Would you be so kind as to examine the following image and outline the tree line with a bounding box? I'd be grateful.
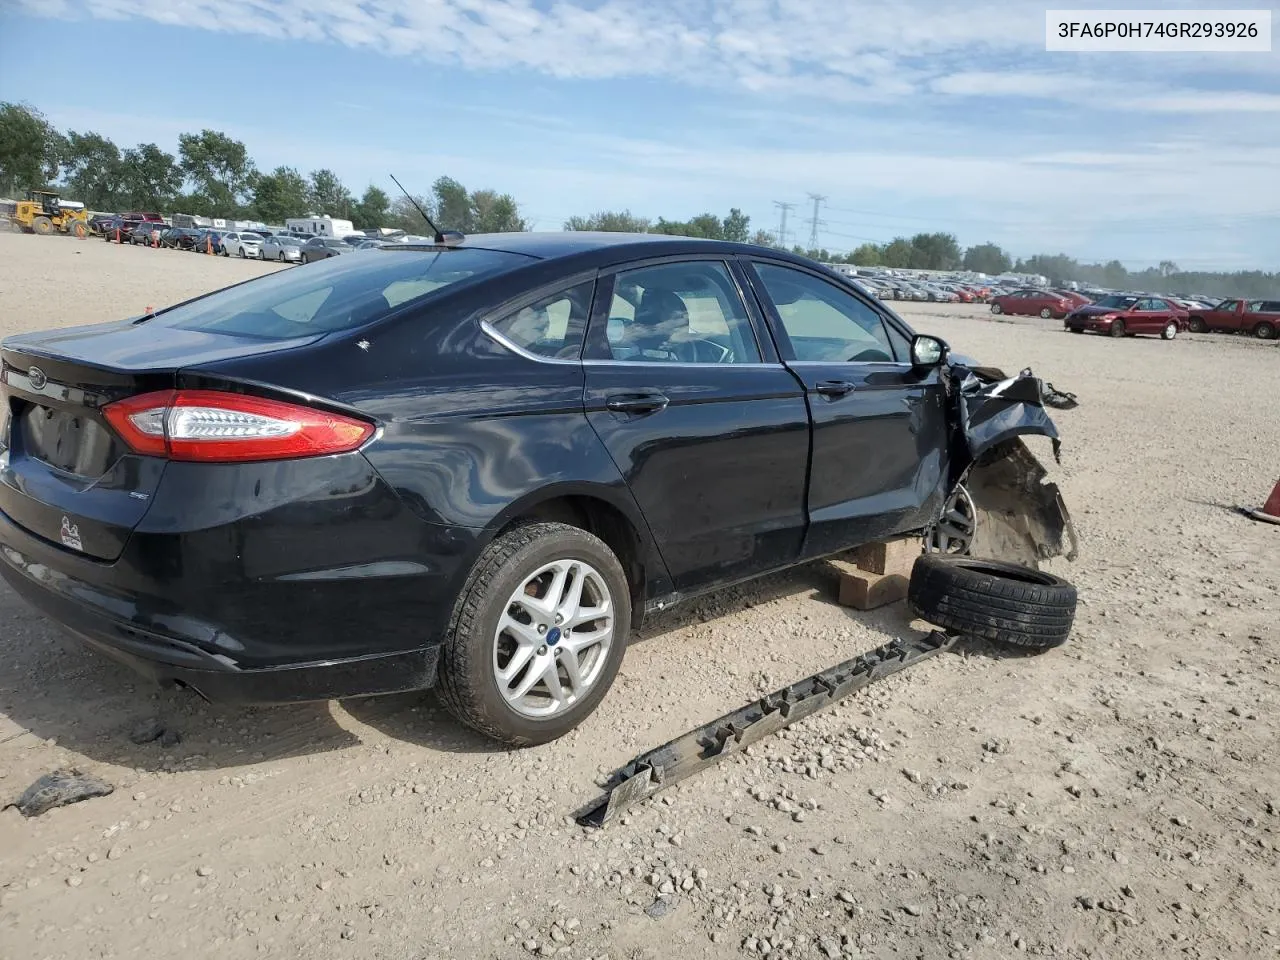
[2,101,1275,298]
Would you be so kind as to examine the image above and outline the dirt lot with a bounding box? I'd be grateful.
[1,232,1277,960]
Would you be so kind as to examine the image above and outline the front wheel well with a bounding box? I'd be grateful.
[505,495,648,629]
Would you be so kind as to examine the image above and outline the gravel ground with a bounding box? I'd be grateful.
[1,232,1278,959]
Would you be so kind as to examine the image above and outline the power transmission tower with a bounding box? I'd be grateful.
[807,193,827,249]
[773,201,795,248]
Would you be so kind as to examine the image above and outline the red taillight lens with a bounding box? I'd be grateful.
[103,390,374,462]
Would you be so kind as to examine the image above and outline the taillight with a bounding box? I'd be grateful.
[102,390,374,462]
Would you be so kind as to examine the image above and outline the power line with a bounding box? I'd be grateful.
[806,193,827,248]
[773,201,795,248]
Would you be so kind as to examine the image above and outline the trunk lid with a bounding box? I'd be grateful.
[0,321,321,561]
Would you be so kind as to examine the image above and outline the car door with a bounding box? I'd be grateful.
[742,258,949,559]
[1130,298,1163,334]
[581,257,810,594]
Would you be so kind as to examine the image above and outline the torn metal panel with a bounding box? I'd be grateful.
[575,631,958,828]
[928,362,1079,569]
[962,438,1079,568]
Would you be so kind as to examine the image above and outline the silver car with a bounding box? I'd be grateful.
[261,234,304,263]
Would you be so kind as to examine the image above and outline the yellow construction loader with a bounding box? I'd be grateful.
[10,190,91,237]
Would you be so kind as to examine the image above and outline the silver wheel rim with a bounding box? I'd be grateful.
[1164,323,1175,339]
[494,558,614,719]
[924,484,977,555]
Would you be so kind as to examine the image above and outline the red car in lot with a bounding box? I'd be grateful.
[1063,295,1188,340]
[1186,298,1280,339]
[989,288,1075,319]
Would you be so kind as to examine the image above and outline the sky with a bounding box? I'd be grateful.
[1,0,1278,270]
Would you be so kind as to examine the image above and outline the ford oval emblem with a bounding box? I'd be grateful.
[28,366,47,390]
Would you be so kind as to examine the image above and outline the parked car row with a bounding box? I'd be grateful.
[100,224,397,264]
[853,275,995,304]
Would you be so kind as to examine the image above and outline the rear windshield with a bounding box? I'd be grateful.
[145,247,533,340]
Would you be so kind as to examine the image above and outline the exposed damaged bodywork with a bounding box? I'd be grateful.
[925,363,1079,570]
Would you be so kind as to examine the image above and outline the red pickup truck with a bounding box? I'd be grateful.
[1186,299,1280,339]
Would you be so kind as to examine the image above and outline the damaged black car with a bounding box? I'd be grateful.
[0,233,1074,746]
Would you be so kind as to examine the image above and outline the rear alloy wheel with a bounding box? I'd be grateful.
[437,521,631,746]
[1255,322,1276,340]
[1187,317,1207,333]
[1039,307,1052,319]
[1110,319,1126,338]
[1161,321,1178,340]
[990,303,1002,315]
[908,555,1077,650]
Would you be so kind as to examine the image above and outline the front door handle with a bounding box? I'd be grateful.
[815,380,856,397]
[606,393,669,414]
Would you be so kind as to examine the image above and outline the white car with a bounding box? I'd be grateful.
[223,232,265,259]
[260,234,305,263]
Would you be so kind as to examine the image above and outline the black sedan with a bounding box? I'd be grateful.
[0,233,1061,746]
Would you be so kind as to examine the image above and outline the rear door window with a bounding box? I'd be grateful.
[487,280,595,360]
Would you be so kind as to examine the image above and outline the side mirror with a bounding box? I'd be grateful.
[910,334,948,368]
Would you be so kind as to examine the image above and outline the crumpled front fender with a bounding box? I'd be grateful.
[931,363,1080,569]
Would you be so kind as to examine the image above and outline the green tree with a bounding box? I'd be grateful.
[60,131,122,209]
[178,129,255,213]
[386,193,434,233]
[881,237,915,268]
[471,189,526,232]
[1102,259,1129,288]
[308,168,353,219]
[0,102,62,194]
[722,208,750,243]
[250,166,309,223]
[564,209,651,232]
[118,143,183,211]
[750,228,775,247]
[909,232,961,270]
[432,176,473,231]
[848,242,882,266]
[962,242,1011,275]
[352,185,391,229]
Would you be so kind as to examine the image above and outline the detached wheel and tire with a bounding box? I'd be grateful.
[438,521,630,746]
[908,555,1077,650]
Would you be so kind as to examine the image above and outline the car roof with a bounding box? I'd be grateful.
[437,231,759,261]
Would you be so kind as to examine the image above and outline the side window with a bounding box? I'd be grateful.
[1148,299,1168,311]
[881,319,912,363]
[1219,299,1240,312]
[1262,301,1280,313]
[753,262,895,363]
[488,280,594,360]
[1246,300,1265,312]
[591,261,762,364]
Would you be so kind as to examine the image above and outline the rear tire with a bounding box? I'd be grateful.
[1255,322,1276,340]
[437,521,631,746]
[1110,319,1126,338]
[907,555,1077,650]
[1188,316,1206,333]
[32,216,53,236]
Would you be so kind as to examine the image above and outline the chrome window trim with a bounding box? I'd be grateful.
[479,319,580,365]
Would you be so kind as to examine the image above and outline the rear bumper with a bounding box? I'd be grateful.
[0,533,440,703]
[0,451,472,702]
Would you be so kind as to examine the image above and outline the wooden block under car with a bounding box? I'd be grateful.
[830,560,909,610]
[848,537,922,576]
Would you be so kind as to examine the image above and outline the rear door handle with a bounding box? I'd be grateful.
[606,393,669,414]
[815,380,856,397]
